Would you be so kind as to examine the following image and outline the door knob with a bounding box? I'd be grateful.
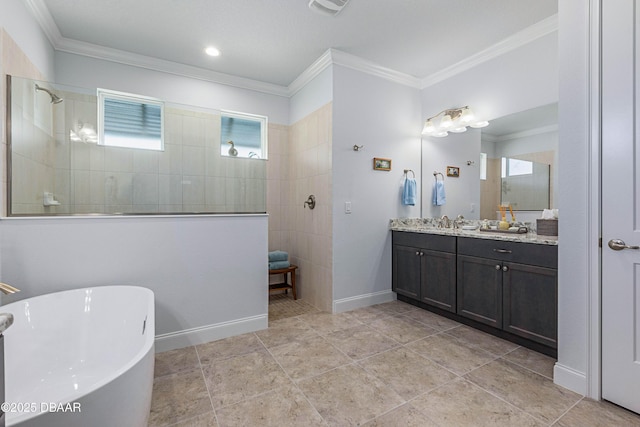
[608,239,640,251]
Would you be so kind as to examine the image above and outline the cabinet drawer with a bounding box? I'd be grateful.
[392,231,456,253]
[457,237,557,269]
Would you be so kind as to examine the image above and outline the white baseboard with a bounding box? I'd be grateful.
[553,363,587,396]
[333,290,396,313]
[154,314,268,353]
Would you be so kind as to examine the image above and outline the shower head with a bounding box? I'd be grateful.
[35,84,63,104]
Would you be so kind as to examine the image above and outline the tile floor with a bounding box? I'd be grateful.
[149,297,640,426]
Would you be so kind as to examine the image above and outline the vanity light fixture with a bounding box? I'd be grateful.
[422,106,489,138]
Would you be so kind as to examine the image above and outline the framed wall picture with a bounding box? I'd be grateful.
[447,166,460,177]
[373,158,392,171]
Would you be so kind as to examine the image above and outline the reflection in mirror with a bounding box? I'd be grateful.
[480,103,557,219]
[7,75,267,216]
[500,157,550,210]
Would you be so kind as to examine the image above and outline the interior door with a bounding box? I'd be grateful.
[601,0,640,414]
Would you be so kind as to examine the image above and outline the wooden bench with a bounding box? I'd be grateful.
[268,264,298,300]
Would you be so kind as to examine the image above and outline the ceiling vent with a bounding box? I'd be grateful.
[308,0,350,16]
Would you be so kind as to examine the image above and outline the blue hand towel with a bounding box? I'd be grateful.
[433,181,446,206]
[268,250,288,262]
[402,178,416,206]
[269,260,291,270]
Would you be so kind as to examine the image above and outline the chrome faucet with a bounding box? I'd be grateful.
[439,215,450,228]
[453,214,465,229]
[0,283,20,295]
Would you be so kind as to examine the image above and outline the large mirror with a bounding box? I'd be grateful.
[480,103,558,220]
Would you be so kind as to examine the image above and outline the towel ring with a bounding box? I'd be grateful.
[433,171,444,181]
[404,169,415,178]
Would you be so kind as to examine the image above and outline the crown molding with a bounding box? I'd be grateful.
[329,49,422,89]
[23,0,63,47]
[55,37,290,97]
[287,49,334,96]
[25,0,557,98]
[421,14,558,89]
[494,123,558,142]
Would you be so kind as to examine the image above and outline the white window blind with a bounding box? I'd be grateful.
[98,89,164,151]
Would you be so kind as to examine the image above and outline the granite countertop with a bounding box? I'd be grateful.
[390,218,558,246]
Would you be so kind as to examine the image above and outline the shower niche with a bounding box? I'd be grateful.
[6,75,267,216]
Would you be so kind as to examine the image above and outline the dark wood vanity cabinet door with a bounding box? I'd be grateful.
[392,244,422,299]
[457,255,502,328]
[502,262,558,348]
[421,249,456,312]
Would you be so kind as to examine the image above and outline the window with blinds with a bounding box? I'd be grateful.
[98,89,164,151]
[220,111,267,159]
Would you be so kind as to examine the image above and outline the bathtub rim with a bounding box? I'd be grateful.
[2,285,155,425]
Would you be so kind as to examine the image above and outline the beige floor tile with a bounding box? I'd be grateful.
[445,325,519,356]
[411,378,545,427]
[171,411,218,427]
[358,347,457,400]
[503,346,556,379]
[196,333,265,365]
[297,311,364,335]
[554,398,640,426]
[148,369,212,427]
[361,404,438,427]
[406,333,497,375]
[298,364,404,427]
[401,309,461,331]
[257,317,319,348]
[345,305,391,323]
[324,324,399,360]
[269,335,352,381]
[369,315,438,344]
[202,349,292,409]
[216,384,327,427]
[154,346,200,378]
[464,359,582,424]
[374,300,418,315]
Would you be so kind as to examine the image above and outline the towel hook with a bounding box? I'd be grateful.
[404,169,415,178]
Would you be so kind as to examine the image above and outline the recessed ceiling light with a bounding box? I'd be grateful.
[205,46,221,57]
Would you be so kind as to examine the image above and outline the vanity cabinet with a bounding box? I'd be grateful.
[392,232,456,312]
[457,237,558,348]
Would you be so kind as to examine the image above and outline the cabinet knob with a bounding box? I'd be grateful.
[420,252,424,256]
[495,265,501,270]
[502,266,509,272]
[416,251,420,256]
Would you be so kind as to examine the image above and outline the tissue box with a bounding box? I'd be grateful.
[537,219,558,236]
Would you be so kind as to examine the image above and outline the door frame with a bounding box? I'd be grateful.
[586,0,602,401]
[557,0,603,399]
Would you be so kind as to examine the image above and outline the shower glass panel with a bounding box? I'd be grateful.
[6,75,267,216]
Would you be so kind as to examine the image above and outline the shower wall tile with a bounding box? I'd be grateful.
[159,144,183,175]
[159,174,183,206]
[105,147,134,172]
[182,175,205,205]
[182,115,206,147]
[89,171,105,205]
[134,149,159,174]
[105,172,133,206]
[133,173,159,206]
[182,146,205,176]
[205,176,226,206]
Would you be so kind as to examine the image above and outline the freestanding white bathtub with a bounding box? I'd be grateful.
[1,286,155,427]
